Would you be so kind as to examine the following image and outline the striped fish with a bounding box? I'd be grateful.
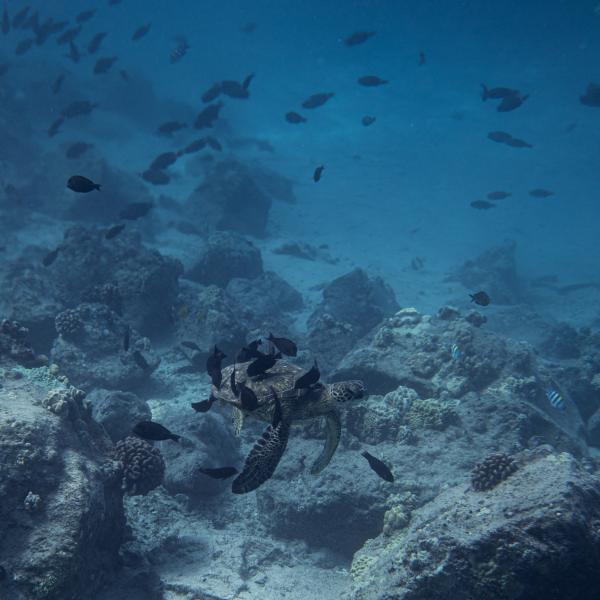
[546,388,565,410]
[450,343,461,360]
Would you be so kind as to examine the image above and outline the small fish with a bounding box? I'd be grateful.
[181,138,207,154]
[198,466,238,479]
[61,100,97,118]
[42,247,61,267]
[470,200,496,210]
[105,223,125,239]
[240,22,256,33]
[67,175,101,193]
[302,92,334,109]
[157,121,187,136]
[344,31,375,46]
[221,80,249,99]
[242,73,255,90]
[133,420,180,442]
[285,111,307,124]
[87,32,107,54]
[267,333,297,357]
[94,56,117,74]
[132,23,151,41]
[358,75,388,87]
[480,84,518,101]
[76,9,96,24]
[119,202,153,220]
[206,345,226,389]
[2,6,9,34]
[123,324,130,352]
[505,137,532,148]
[313,165,324,182]
[15,38,35,55]
[361,115,376,126]
[247,351,280,377]
[66,141,92,159]
[230,363,238,396]
[487,191,511,200]
[194,102,223,129]
[12,6,30,28]
[169,36,189,63]
[150,151,178,170]
[470,291,491,306]
[361,451,394,482]
[294,360,320,389]
[65,42,81,63]
[191,395,216,413]
[487,130,512,143]
[56,25,81,46]
[450,343,461,360]
[181,340,202,352]
[202,82,222,103]
[132,350,150,371]
[239,381,259,411]
[48,118,64,137]
[497,93,528,112]
[22,10,38,32]
[236,339,263,362]
[52,74,65,94]
[529,188,553,198]
[142,169,170,185]
[205,136,222,151]
[546,389,565,411]
[418,51,426,66]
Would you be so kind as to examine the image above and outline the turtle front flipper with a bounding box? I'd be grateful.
[231,421,290,493]
[310,410,341,475]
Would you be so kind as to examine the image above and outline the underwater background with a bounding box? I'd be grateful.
[2,1,600,599]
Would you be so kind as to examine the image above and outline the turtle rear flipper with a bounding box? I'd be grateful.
[310,410,341,475]
[232,421,290,494]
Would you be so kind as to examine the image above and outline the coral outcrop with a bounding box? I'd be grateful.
[114,436,165,496]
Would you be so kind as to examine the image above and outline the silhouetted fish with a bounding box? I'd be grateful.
[15,38,35,55]
[294,360,319,389]
[470,291,490,306]
[66,141,92,159]
[181,138,207,154]
[12,6,29,28]
[361,451,394,482]
[42,247,61,267]
[132,23,151,41]
[191,395,216,413]
[132,350,151,371]
[362,115,376,126]
[52,74,65,94]
[87,32,107,54]
[487,191,511,200]
[221,79,249,99]
[76,9,96,24]
[22,10,38,31]
[198,466,238,479]
[480,84,518,101]
[313,165,324,182]
[202,82,222,103]
[285,111,306,123]
[470,200,496,210]
[206,136,222,151]
[302,93,334,109]
[2,6,9,34]
[344,31,375,46]
[65,41,81,63]
[358,75,388,86]
[142,169,170,185]
[247,351,280,377]
[157,121,186,136]
[529,189,553,198]
[487,131,512,143]
[267,333,297,357]
[505,137,532,148]
[497,93,528,112]
[206,345,226,389]
[133,420,180,442]
[170,36,189,63]
[56,25,81,45]
[194,102,223,128]
[123,324,130,351]
[62,100,97,118]
[105,223,125,239]
[48,118,64,137]
[239,381,259,411]
[150,151,177,170]
[236,339,263,362]
[119,202,153,220]
[67,175,100,192]
[94,56,117,74]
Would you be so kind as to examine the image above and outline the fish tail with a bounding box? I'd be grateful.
[95,184,101,191]
[171,434,181,442]
[361,451,369,459]
[480,84,488,100]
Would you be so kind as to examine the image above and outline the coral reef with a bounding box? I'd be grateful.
[0,319,47,367]
[404,398,459,431]
[471,452,518,491]
[54,308,84,339]
[114,436,165,496]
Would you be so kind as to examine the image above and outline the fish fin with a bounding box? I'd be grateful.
[310,410,341,475]
[232,406,244,436]
[231,421,290,494]
[171,434,181,443]
[480,83,488,100]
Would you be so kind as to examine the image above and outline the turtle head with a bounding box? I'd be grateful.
[328,380,366,403]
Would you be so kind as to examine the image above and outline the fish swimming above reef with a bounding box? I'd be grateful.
[470,200,496,210]
[56,25,82,45]
[12,6,30,29]
[362,115,376,126]
[285,111,306,124]
[302,92,334,109]
[313,165,324,182]
[105,223,125,239]
[206,345,226,389]
[268,333,298,357]
[236,339,263,362]
[198,466,238,479]
[358,75,388,86]
[487,130,513,143]
[191,395,216,413]
[239,381,259,411]
[150,151,177,171]
[194,102,223,129]
[157,121,187,136]
[294,359,320,389]
[66,141,92,159]
[344,31,375,46]
[61,100,98,118]
[52,74,65,94]
[362,451,394,482]
[247,350,281,377]
[546,388,565,410]
[15,38,35,56]
[487,191,511,200]
[119,202,153,220]
[133,420,180,442]
[221,79,249,99]
[48,118,64,137]
[206,136,222,151]
[65,41,81,63]
[87,32,107,54]
[480,84,518,101]
[67,175,101,193]
[142,169,170,185]
[497,92,528,112]
[170,36,189,63]
[180,138,207,155]
[470,291,491,306]
[132,23,151,41]
[529,188,554,198]
[94,56,117,74]
[76,9,96,24]
[202,82,222,103]
[451,343,461,360]
[505,137,532,148]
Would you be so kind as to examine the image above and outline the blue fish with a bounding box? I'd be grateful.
[546,389,565,410]
[450,343,461,360]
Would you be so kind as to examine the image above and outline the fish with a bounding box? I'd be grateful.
[267,333,298,357]
[52,74,65,94]
[61,100,97,118]
[48,118,64,137]
[230,364,238,396]
[450,343,461,360]
[242,73,255,90]
[418,51,426,66]
[294,360,320,389]
[87,32,107,54]
[133,420,180,442]
[505,137,532,148]
[580,83,600,107]
[132,350,151,371]
[157,121,187,136]
[2,6,9,34]
[302,93,334,109]
[358,75,388,86]
[285,111,306,124]
[206,136,222,151]
[56,25,82,45]
[105,223,125,239]
[221,80,249,99]
[361,451,394,482]
[181,340,202,352]
[191,395,216,413]
[497,93,528,112]
[181,138,207,155]
[119,202,153,220]
[529,188,553,198]
[202,82,222,103]
[240,22,256,33]
[142,169,170,185]
[361,115,376,126]
[470,291,491,306]
[546,389,565,411]
[236,339,263,362]
[206,345,226,389]
[66,141,92,159]
[65,41,81,63]
[42,247,61,267]
[246,351,280,377]
[198,466,238,479]
[194,102,223,129]
[123,325,130,352]
[470,200,496,210]
[169,36,189,63]
[239,381,259,411]
[67,175,101,193]
[12,6,29,28]
[487,131,513,143]
[76,9,96,24]
[132,23,151,41]
[94,56,117,74]
[480,84,518,101]
[15,38,35,55]
[344,31,375,46]
[487,191,511,200]
[22,10,38,31]
[313,165,324,182]
[150,151,178,170]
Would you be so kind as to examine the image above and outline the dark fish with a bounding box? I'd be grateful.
[56,25,81,45]
[150,151,177,170]
[170,36,189,63]
[198,466,238,479]
[119,202,153,220]
[246,351,280,377]
[48,118,64,137]
[480,84,518,101]
[230,364,238,396]
[206,345,226,389]
[76,9,96,24]
[294,360,320,389]
[580,83,600,107]
[302,92,334,109]
[132,350,151,371]
[132,23,151,41]
[267,333,297,357]
[361,451,394,482]
[529,188,553,198]
[487,191,511,200]
[157,121,187,136]
[142,169,170,185]
[181,138,207,155]
[206,136,222,151]
[470,291,491,306]
[418,51,426,66]
[66,141,92,159]
[194,102,223,129]
[52,74,65,94]
[67,175,101,193]
[239,381,259,411]
[497,93,528,112]
[94,56,117,74]
[361,115,376,126]
[313,165,324,183]
[34,19,53,45]
[15,38,35,55]
[61,100,97,118]
[487,130,512,143]
[2,6,9,34]
[358,75,388,87]
[22,10,38,31]
[242,73,255,90]
[285,111,306,124]
[12,6,29,29]
[65,41,81,63]
[0,62,8,76]
[470,200,496,210]
[133,420,180,442]
[202,82,222,103]
[105,223,125,239]
[123,324,130,351]
[191,395,216,413]
[48,20,69,35]
[344,31,375,46]
[221,80,249,99]
[181,340,202,352]
[240,22,256,33]
[87,32,107,54]
[42,247,61,267]
[505,137,532,148]
[236,339,263,362]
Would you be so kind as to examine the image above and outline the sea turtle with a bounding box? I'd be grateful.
[212,360,366,494]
